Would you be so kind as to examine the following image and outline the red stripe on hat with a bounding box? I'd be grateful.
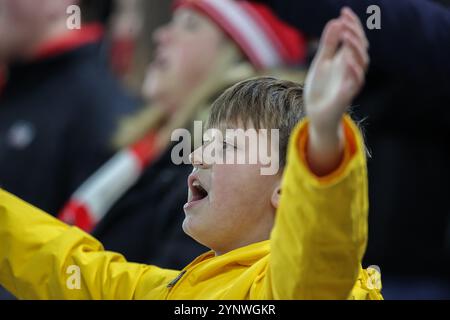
[241,3,289,63]
[240,2,288,59]
[241,2,306,65]
[200,0,268,68]
[174,0,305,67]
[175,0,267,68]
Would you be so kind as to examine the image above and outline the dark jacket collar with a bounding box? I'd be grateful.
[1,23,105,97]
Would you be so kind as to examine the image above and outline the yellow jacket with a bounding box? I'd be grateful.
[0,117,382,300]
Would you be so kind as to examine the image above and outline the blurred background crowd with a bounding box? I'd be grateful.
[0,0,449,300]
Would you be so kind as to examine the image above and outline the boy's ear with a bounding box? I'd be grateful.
[270,183,282,210]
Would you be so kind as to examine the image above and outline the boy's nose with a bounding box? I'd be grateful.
[189,146,210,169]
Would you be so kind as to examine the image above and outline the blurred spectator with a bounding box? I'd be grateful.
[59,0,307,270]
[0,0,136,214]
[0,0,138,299]
[252,0,450,298]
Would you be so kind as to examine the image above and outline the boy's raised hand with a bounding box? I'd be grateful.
[303,8,369,176]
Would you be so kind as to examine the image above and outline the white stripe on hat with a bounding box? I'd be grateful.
[199,0,283,68]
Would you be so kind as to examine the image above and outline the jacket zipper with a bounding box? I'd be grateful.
[167,270,187,289]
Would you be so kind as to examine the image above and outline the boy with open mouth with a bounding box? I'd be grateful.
[0,8,382,299]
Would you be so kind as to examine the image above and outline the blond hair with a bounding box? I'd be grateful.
[208,77,306,168]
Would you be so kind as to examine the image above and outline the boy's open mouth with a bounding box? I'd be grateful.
[185,175,209,209]
[191,180,208,201]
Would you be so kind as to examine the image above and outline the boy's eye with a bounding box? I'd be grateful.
[223,141,237,150]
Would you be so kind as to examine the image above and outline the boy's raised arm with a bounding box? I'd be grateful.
[304,7,368,177]
[263,9,377,299]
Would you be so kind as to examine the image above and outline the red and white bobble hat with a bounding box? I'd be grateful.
[174,0,306,69]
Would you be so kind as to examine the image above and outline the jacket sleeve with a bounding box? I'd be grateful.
[261,116,381,299]
[0,190,176,300]
[255,0,450,86]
